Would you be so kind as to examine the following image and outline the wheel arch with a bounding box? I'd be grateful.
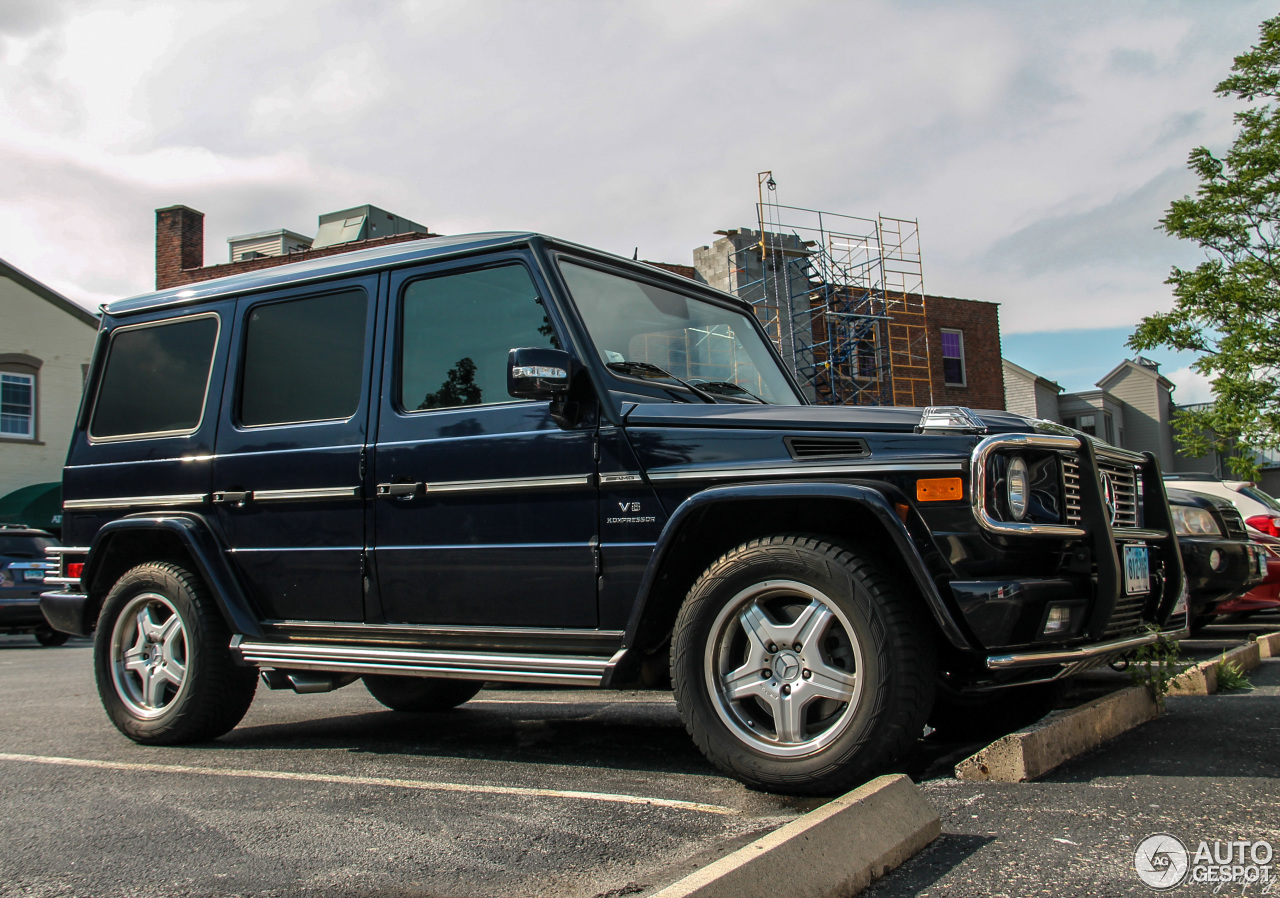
[603,482,972,687]
[81,513,263,639]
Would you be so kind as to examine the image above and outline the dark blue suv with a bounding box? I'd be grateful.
[41,233,1187,794]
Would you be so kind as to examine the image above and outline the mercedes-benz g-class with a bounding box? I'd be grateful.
[42,232,1187,794]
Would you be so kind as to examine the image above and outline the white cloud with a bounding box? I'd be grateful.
[1167,364,1215,404]
[0,0,1271,326]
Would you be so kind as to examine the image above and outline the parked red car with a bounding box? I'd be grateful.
[1216,531,1280,617]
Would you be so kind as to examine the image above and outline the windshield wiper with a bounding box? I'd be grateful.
[692,381,768,404]
[606,361,718,403]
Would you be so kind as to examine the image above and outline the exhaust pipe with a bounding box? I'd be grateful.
[260,669,360,694]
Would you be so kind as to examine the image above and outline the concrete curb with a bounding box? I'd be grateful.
[1167,641,1263,695]
[648,774,939,898]
[1256,632,1280,659]
[955,685,1159,783]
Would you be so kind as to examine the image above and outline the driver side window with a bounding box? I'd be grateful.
[398,264,559,412]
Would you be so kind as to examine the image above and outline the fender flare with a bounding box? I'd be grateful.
[81,512,264,639]
[604,482,973,685]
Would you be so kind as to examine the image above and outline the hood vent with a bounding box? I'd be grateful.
[784,436,870,460]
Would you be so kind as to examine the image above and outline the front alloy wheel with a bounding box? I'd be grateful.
[672,535,935,795]
[705,580,863,757]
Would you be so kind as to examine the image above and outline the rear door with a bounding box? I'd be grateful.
[370,254,598,628]
[211,277,380,623]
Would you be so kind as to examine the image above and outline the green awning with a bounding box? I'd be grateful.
[0,482,62,532]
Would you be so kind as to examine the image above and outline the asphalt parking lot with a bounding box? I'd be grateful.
[2,616,1276,898]
[0,636,817,898]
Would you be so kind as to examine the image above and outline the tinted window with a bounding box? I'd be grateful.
[239,290,369,427]
[559,261,800,405]
[90,316,218,439]
[399,265,557,411]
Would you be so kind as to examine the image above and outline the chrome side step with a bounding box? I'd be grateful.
[231,637,622,687]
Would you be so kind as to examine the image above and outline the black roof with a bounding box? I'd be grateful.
[105,231,736,319]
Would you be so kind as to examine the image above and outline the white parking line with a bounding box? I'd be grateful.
[0,752,737,816]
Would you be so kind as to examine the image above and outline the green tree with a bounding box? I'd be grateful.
[1130,15,1280,478]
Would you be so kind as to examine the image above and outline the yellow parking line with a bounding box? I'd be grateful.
[0,752,738,816]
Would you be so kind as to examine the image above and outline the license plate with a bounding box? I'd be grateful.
[1123,544,1150,595]
[21,570,44,582]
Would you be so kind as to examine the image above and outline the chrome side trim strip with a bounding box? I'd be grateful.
[986,630,1161,670]
[270,621,626,640]
[427,474,592,494]
[45,547,89,556]
[232,639,620,687]
[971,433,1087,538]
[251,486,361,502]
[646,461,965,482]
[63,493,209,510]
[228,546,364,553]
[374,542,592,551]
[599,473,643,485]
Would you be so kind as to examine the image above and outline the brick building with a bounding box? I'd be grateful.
[683,228,1005,410]
[155,205,438,291]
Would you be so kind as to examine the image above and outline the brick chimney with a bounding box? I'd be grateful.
[155,205,205,290]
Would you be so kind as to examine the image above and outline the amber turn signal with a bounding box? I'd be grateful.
[916,477,963,502]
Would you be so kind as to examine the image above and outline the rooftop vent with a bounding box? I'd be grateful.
[311,205,428,250]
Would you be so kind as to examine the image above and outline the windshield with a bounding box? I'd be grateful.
[558,261,801,405]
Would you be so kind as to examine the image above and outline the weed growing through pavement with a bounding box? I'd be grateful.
[1214,653,1253,692]
[1129,630,1187,710]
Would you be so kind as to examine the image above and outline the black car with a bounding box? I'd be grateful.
[1166,488,1267,629]
[41,232,1187,794]
[0,526,65,645]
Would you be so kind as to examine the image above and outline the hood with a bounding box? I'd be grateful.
[622,403,1042,435]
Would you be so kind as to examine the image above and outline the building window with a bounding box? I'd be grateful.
[940,329,965,386]
[1,372,34,439]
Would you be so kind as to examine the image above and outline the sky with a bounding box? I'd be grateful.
[1,0,1272,404]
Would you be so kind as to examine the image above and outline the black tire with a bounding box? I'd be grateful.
[363,675,484,712]
[93,561,257,744]
[34,627,69,647]
[671,535,936,795]
[927,680,1062,740]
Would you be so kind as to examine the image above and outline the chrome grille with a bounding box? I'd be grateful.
[1062,455,1141,528]
[1063,458,1083,526]
[1097,456,1140,528]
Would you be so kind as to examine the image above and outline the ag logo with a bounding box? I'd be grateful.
[1134,833,1189,890]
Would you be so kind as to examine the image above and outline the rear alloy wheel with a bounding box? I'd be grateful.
[363,675,484,712]
[34,627,69,647]
[672,535,935,795]
[94,562,257,744]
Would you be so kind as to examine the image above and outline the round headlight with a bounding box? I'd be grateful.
[1007,456,1030,521]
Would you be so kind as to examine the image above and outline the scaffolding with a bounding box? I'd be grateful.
[725,173,934,407]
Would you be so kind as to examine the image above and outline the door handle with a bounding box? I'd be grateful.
[376,482,424,499]
[212,491,250,506]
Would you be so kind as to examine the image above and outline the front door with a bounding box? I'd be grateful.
[371,255,598,628]
[211,277,380,623]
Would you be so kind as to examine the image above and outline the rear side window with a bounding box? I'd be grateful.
[90,315,219,440]
[239,290,369,427]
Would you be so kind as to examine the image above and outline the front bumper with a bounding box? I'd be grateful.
[1179,538,1266,615]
